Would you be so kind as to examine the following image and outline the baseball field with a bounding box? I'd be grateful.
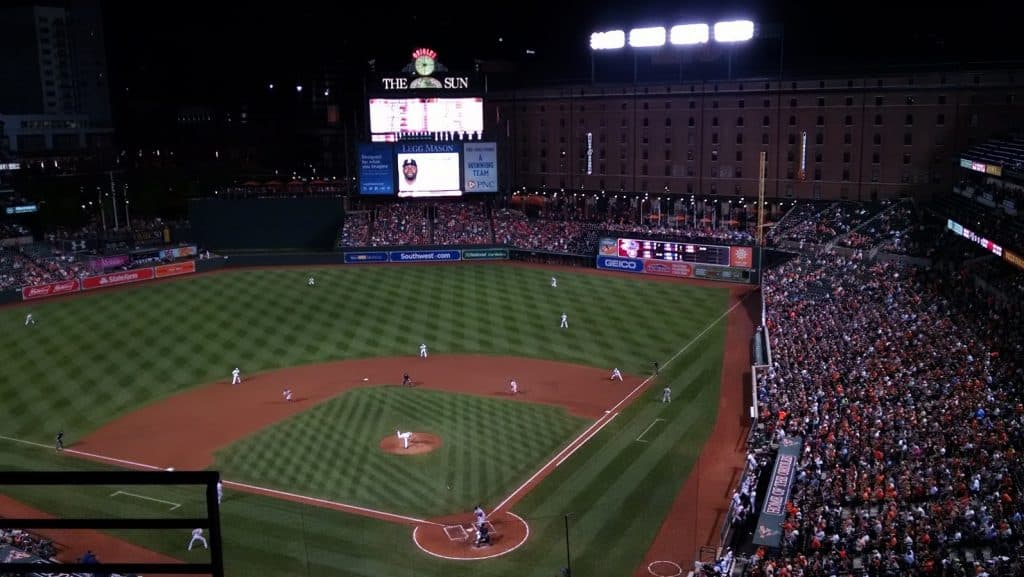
[0,262,744,576]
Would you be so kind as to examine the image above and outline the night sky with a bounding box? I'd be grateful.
[102,0,1021,109]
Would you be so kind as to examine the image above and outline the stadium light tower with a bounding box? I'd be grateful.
[589,18,755,82]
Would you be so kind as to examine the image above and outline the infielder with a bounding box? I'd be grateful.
[308,276,316,286]
[551,276,557,288]
[510,379,518,395]
[661,386,672,403]
[611,368,623,381]
[282,388,293,402]
[560,312,568,329]
[187,528,208,551]
[25,313,35,326]
[231,368,241,385]
[396,429,413,449]
[402,372,412,387]
[419,343,428,358]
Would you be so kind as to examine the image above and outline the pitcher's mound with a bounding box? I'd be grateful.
[379,432,442,455]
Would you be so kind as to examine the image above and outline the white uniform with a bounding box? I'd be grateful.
[397,430,413,449]
[308,276,315,286]
[560,313,568,329]
[216,481,223,504]
[661,386,672,403]
[419,343,428,358]
[611,368,623,381]
[25,314,34,326]
[188,528,208,550]
[231,368,241,385]
[283,389,293,402]
[510,380,518,394]
[474,505,487,528]
[551,276,557,288]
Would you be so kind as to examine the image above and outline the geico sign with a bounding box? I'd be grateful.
[604,259,639,270]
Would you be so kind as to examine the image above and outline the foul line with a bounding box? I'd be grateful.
[492,297,745,514]
[636,419,666,443]
[110,490,181,511]
[0,434,440,527]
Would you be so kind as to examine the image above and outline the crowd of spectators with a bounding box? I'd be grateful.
[738,243,1024,576]
[339,212,371,246]
[368,203,432,246]
[0,245,88,290]
[0,221,30,240]
[0,527,56,560]
[434,202,492,245]
[769,203,882,248]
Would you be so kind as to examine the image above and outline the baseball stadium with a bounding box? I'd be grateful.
[2,6,1024,577]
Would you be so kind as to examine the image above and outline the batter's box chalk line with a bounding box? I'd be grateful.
[444,525,469,541]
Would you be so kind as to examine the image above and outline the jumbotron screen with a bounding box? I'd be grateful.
[615,238,732,266]
[369,97,484,142]
[396,147,461,197]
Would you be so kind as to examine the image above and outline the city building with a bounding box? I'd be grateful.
[0,0,114,170]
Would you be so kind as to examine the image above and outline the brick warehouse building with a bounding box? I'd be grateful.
[486,69,1024,201]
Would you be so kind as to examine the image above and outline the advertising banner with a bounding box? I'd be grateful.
[154,261,196,278]
[642,260,693,278]
[81,267,155,290]
[388,250,461,262]
[88,254,130,272]
[596,255,644,273]
[462,142,498,192]
[694,266,750,282]
[753,436,804,547]
[358,143,395,195]
[730,246,754,268]
[1004,249,1024,272]
[344,252,389,263]
[22,279,80,300]
[462,248,509,260]
[158,245,197,260]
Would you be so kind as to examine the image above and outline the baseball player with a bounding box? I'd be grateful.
[661,386,672,403]
[402,372,412,387]
[231,368,241,385]
[308,276,316,286]
[611,368,623,381]
[551,276,557,288]
[510,379,518,395]
[55,430,64,451]
[652,361,660,375]
[25,313,35,326]
[396,429,413,449]
[282,388,293,402]
[217,481,223,504]
[419,343,428,358]
[560,312,568,329]
[187,528,208,551]
[473,504,487,528]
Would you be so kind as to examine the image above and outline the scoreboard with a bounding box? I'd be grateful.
[368,97,484,142]
[615,238,732,266]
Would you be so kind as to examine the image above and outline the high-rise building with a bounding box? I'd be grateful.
[0,0,113,170]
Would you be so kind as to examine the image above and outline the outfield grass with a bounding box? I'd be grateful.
[0,264,732,576]
[214,387,589,517]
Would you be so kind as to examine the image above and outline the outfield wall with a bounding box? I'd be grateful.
[189,198,345,250]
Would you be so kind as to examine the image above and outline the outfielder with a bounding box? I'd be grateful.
[661,386,672,403]
[611,368,623,381]
[560,312,568,329]
[187,528,208,551]
[551,276,557,288]
[510,379,518,395]
[419,343,428,358]
[231,368,241,385]
[55,430,64,451]
[396,429,413,449]
[25,313,35,326]
[308,276,316,286]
